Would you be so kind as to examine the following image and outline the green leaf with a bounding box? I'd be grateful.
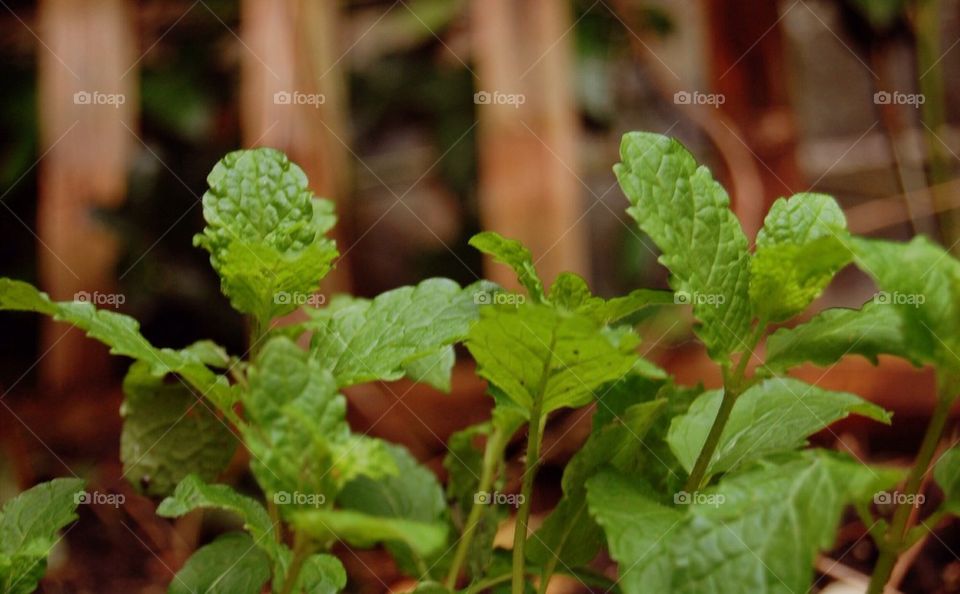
[765,301,919,372]
[527,399,666,568]
[465,303,640,417]
[749,194,851,322]
[168,532,271,594]
[157,476,280,561]
[289,508,447,558]
[242,338,396,499]
[121,361,236,496]
[194,148,339,324]
[549,272,674,325]
[587,451,900,594]
[337,443,447,576]
[668,378,891,478]
[0,279,234,410]
[935,445,960,514]
[0,478,84,594]
[851,236,960,370]
[403,346,456,392]
[217,238,337,324]
[291,554,347,594]
[469,231,545,301]
[307,279,495,390]
[615,132,752,359]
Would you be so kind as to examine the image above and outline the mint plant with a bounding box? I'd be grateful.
[1,134,955,593]
[0,148,492,593]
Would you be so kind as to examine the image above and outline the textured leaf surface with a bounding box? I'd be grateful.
[765,301,919,372]
[0,478,84,594]
[291,554,347,594]
[469,232,545,301]
[338,443,447,574]
[0,279,233,409]
[851,236,960,370]
[615,132,752,359]
[587,452,900,594]
[157,476,280,561]
[243,338,395,499]
[549,272,673,324]
[750,194,850,322]
[307,279,494,389]
[668,378,890,477]
[121,361,235,496]
[168,532,271,594]
[466,304,640,416]
[194,148,338,323]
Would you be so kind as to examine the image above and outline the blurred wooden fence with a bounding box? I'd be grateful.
[28,0,794,389]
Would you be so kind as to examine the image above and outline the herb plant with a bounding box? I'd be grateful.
[1,133,957,593]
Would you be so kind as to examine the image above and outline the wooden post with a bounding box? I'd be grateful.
[36,0,137,389]
[471,0,588,289]
[240,0,351,293]
[706,0,801,211]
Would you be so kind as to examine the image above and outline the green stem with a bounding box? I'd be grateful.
[512,412,545,594]
[248,317,266,359]
[512,335,556,594]
[867,383,954,594]
[279,533,310,594]
[445,426,510,589]
[684,322,765,492]
[268,500,283,544]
